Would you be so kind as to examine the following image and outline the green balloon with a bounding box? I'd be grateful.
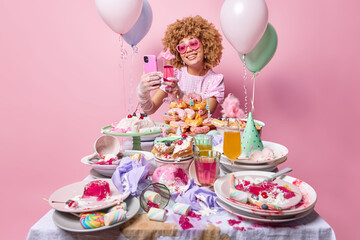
[240,23,278,73]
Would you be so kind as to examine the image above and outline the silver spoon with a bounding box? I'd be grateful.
[261,167,293,184]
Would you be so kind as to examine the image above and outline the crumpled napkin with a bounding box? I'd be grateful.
[111,156,151,196]
[210,134,223,146]
[174,179,220,211]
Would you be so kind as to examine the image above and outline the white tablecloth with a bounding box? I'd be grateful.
[27,207,335,240]
[28,141,336,239]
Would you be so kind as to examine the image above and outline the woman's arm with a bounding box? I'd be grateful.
[143,89,168,115]
[208,97,218,114]
[146,77,184,115]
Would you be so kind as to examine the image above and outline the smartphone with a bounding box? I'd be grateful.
[143,55,157,74]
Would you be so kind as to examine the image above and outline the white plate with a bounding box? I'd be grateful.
[220,157,287,172]
[82,150,154,177]
[216,198,314,223]
[220,175,302,210]
[49,179,129,213]
[215,141,288,165]
[52,196,139,232]
[214,171,317,216]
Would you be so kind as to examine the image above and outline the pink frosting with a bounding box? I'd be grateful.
[158,49,175,61]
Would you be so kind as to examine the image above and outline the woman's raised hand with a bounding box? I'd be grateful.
[161,77,184,99]
[138,72,163,94]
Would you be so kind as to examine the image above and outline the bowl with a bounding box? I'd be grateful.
[90,150,154,177]
[91,164,118,177]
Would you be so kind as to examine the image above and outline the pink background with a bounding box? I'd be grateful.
[1,0,358,239]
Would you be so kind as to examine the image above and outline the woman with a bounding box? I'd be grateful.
[137,15,224,115]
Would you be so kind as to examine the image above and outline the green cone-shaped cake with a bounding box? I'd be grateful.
[242,112,263,157]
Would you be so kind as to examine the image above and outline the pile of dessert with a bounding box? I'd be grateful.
[163,93,215,134]
[151,134,194,160]
[211,117,263,132]
[108,112,162,134]
[228,174,301,210]
[65,180,128,229]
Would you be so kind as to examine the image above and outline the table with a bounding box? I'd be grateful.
[27,203,335,240]
[27,142,336,240]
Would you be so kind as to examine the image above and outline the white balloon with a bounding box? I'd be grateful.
[95,0,143,34]
[220,0,268,54]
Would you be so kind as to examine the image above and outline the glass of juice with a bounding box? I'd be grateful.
[223,119,241,164]
[194,134,213,153]
[194,150,221,187]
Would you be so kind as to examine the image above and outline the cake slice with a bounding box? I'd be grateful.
[172,136,193,159]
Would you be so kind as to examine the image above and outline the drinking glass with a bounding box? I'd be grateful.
[194,134,213,152]
[162,63,174,102]
[163,65,174,82]
[223,118,241,164]
[194,150,221,187]
[139,183,170,212]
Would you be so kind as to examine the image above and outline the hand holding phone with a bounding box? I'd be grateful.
[144,55,157,74]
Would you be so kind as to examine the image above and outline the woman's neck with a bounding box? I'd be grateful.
[187,65,208,76]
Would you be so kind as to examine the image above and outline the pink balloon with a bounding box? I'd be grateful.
[220,0,268,54]
[94,0,143,35]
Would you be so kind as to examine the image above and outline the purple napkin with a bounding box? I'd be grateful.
[210,134,223,146]
[174,179,220,211]
[111,156,151,196]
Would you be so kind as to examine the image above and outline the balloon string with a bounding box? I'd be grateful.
[119,34,127,113]
[131,45,139,64]
[251,74,256,113]
[119,35,128,63]
[129,46,139,113]
[242,54,248,116]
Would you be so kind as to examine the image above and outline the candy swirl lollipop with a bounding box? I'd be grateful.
[80,212,105,229]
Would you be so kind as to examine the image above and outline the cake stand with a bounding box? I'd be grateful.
[101,122,170,151]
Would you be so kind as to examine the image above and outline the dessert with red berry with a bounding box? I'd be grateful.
[233,176,302,210]
[151,135,194,160]
[152,165,189,194]
[108,113,160,133]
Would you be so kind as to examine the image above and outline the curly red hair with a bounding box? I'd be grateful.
[162,15,223,71]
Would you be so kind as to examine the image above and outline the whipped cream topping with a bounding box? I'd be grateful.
[249,148,275,161]
[235,176,294,207]
[158,174,189,194]
[173,136,193,157]
[112,116,156,133]
[67,194,121,210]
[93,154,120,165]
